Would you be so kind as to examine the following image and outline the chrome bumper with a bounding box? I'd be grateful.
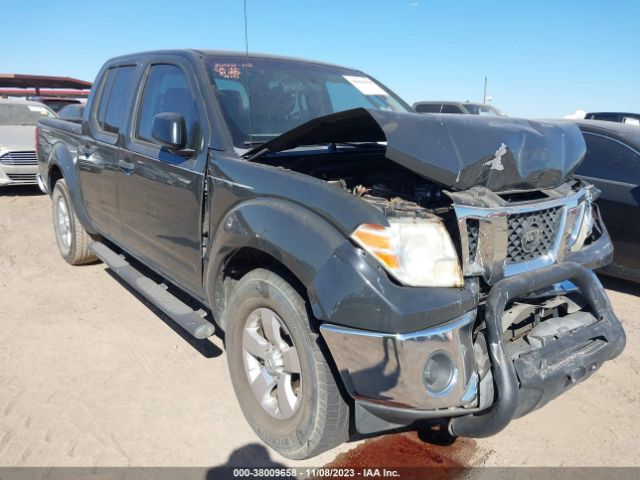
[320,311,478,411]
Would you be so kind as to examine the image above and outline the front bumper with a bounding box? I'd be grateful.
[321,262,625,436]
[320,311,483,434]
[0,164,39,186]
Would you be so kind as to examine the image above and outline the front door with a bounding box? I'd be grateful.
[118,60,209,295]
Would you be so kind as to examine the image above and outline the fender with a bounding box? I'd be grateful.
[204,197,478,334]
[204,197,347,323]
[48,142,98,235]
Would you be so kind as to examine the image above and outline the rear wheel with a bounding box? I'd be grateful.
[224,268,349,459]
[52,179,96,265]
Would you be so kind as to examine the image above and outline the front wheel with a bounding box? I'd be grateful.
[224,268,349,459]
[51,179,97,265]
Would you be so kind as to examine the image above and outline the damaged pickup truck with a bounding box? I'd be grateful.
[36,50,625,459]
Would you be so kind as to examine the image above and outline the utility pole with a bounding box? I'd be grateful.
[483,76,487,104]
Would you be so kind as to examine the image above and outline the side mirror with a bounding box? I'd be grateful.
[151,112,187,150]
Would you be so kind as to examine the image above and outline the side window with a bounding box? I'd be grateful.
[590,113,621,122]
[579,133,640,182]
[137,64,200,148]
[96,69,115,128]
[415,104,441,113]
[95,66,136,134]
[441,104,462,114]
[103,66,136,134]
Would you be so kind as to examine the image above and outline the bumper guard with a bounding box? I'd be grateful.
[448,262,626,437]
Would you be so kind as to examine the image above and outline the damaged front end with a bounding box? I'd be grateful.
[246,108,625,436]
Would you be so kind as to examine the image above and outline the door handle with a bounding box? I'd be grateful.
[118,159,135,175]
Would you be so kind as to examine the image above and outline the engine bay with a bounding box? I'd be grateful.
[257,149,452,218]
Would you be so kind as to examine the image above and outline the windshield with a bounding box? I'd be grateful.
[204,56,410,147]
[463,103,507,117]
[0,103,56,126]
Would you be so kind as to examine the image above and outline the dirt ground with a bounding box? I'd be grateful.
[1,185,639,470]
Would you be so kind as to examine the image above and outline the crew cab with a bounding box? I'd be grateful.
[36,49,625,459]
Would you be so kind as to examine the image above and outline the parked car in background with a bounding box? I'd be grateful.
[29,96,82,113]
[585,112,640,126]
[57,103,84,123]
[37,49,625,459]
[575,120,640,283]
[413,101,507,116]
[0,98,56,186]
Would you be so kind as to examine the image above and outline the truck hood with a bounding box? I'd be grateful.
[246,108,587,192]
[0,125,36,150]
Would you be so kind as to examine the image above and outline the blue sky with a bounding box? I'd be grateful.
[1,0,638,117]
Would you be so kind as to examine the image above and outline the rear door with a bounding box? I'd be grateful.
[78,65,137,240]
[118,58,209,295]
[577,132,640,272]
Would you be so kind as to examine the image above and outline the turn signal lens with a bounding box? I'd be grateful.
[570,203,594,252]
[351,218,464,288]
[351,224,400,269]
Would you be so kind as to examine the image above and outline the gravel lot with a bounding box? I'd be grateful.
[1,185,639,470]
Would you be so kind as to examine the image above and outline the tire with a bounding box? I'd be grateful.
[224,268,349,459]
[51,179,97,265]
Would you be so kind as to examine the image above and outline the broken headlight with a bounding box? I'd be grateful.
[569,202,595,252]
[351,218,464,287]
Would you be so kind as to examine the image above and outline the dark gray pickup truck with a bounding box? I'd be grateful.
[36,49,625,459]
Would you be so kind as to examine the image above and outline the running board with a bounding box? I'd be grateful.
[90,242,215,339]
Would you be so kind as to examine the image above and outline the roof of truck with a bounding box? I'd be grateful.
[106,49,356,71]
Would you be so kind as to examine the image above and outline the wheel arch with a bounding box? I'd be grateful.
[47,143,97,235]
[205,198,348,330]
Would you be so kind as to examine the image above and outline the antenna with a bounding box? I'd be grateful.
[243,0,253,146]
[483,76,487,104]
[243,0,249,57]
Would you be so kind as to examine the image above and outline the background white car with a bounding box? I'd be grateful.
[0,98,56,187]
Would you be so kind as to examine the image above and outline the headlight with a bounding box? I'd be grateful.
[351,218,464,287]
[570,203,594,252]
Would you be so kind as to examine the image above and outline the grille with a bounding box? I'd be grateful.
[0,151,37,166]
[466,219,480,262]
[506,207,562,263]
[6,173,37,183]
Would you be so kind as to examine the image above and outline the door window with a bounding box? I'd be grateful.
[96,70,115,128]
[136,64,200,148]
[415,104,442,113]
[441,104,463,113]
[96,66,136,134]
[580,133,640,183]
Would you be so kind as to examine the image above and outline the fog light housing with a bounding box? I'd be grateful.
[423,351,458,396]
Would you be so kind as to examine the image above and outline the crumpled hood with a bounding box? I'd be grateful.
[247,108,587,192]
[0,125,36,150]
